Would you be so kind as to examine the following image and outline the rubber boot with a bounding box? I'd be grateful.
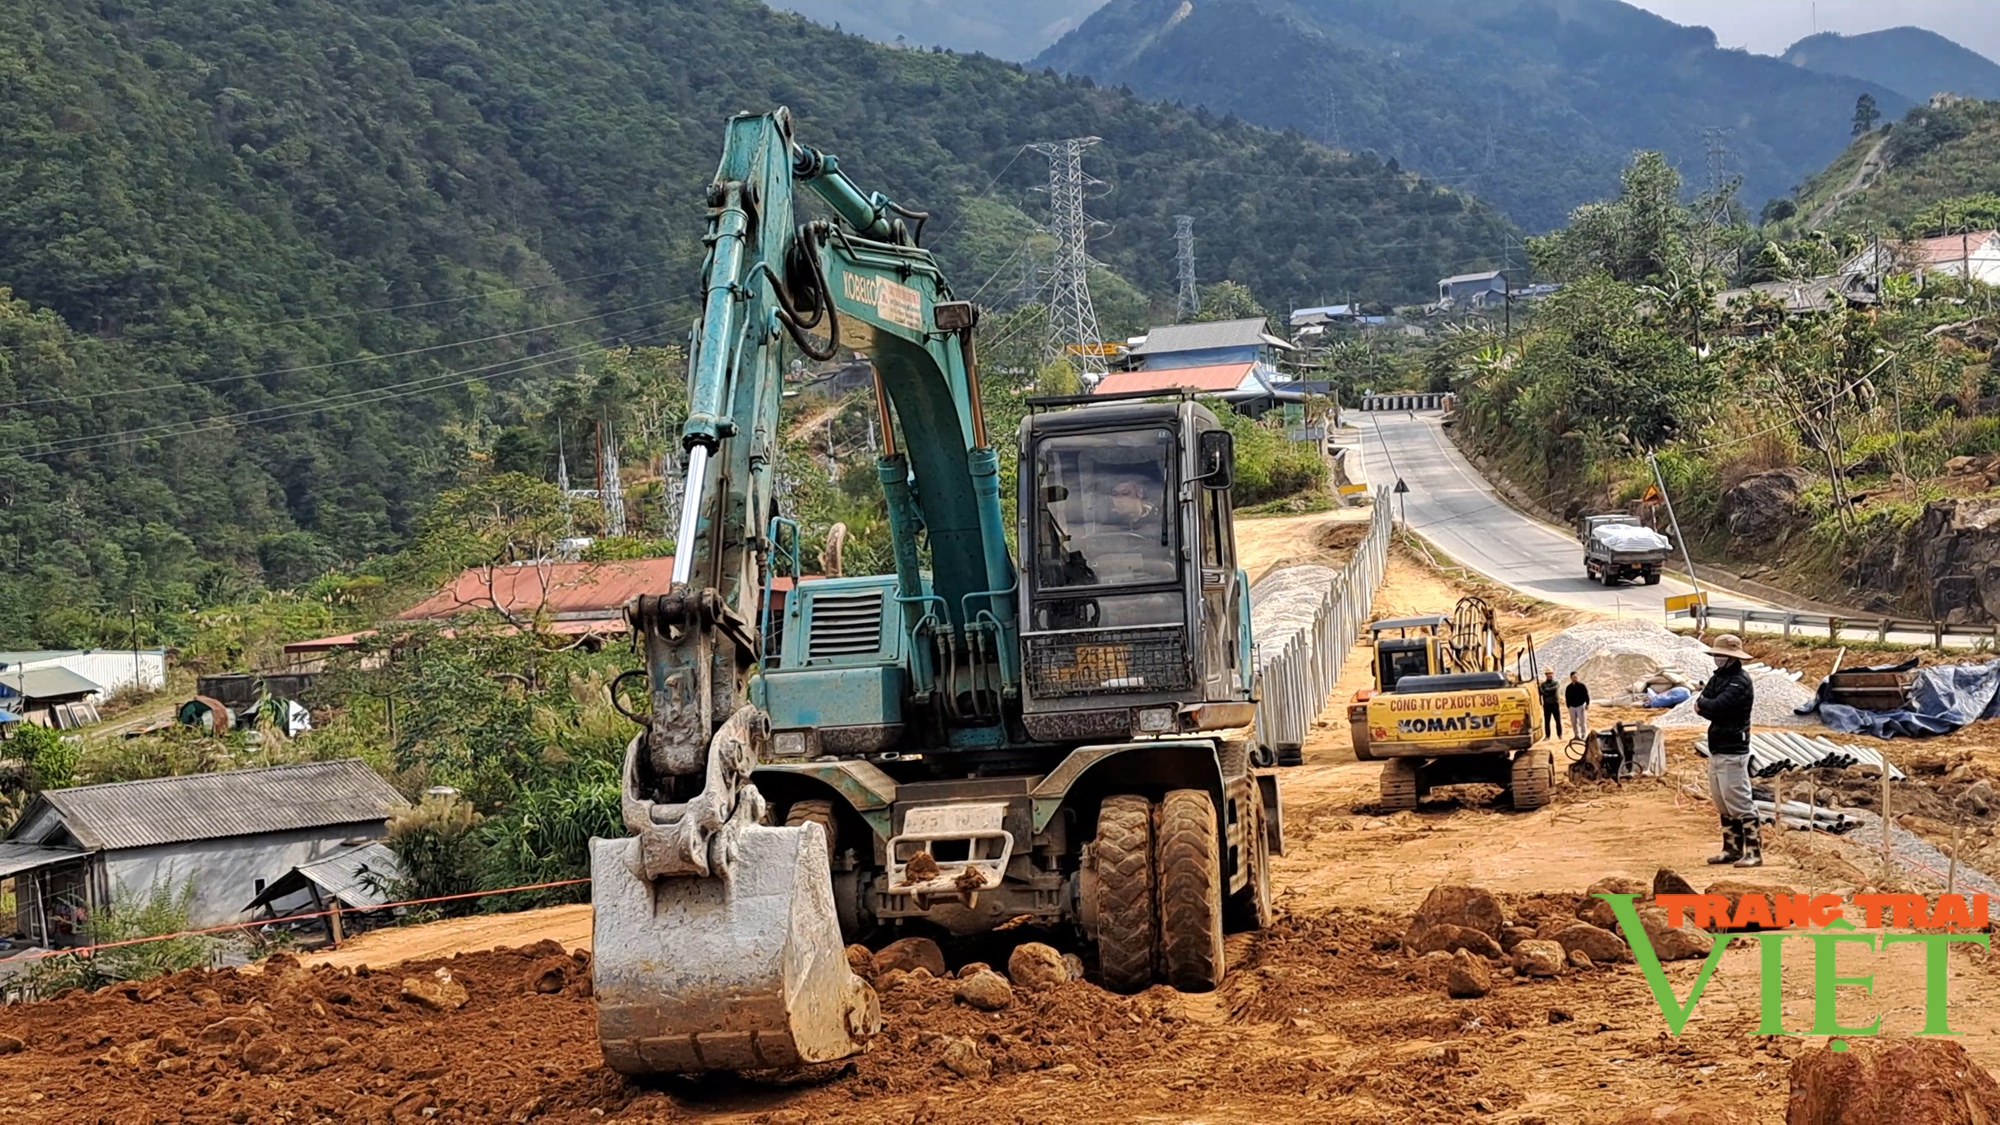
[1706,819,1742,865]
[1734,820,1764,868]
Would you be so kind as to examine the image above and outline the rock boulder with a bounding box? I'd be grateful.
[1407,885,1505,946]
[873,936,947,979]
[1512,940,1566,978]
[1719,467,1817,543]
[1554,922,1632,965]
[1408,922,1504,960]
[1911,498,2000,624]
[1446,949,1492,999]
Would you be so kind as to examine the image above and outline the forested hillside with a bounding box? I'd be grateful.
[1786,98,2000,234]
[1783,29,2000,104]
[767,0,1102,58]
[0,0,1512,649]
[1034,0,1908,232]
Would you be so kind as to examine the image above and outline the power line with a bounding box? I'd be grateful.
[929,145,1030,246]
[9,321,680,459]
[1,295,692,409]
[0,262,658,357]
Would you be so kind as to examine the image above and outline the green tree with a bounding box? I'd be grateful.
[1193,281,1268,326]
[1853,93,1883,137]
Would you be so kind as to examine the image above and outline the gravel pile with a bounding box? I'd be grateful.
[1249,565,1339,672]
[1530,618,1714,684]
[1652,671,1819,728]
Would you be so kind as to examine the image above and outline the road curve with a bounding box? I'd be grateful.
[1344,410,1756,618]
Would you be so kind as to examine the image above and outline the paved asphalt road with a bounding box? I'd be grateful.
[1345,410,1758,619]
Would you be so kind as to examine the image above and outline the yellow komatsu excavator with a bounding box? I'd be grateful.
[1346,596,1554,811]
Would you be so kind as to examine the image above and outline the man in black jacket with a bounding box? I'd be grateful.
[1695,635,1759,867]
[1539,669,1562,739]
[1565,673,1591,741]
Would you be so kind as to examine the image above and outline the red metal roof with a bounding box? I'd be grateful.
[283,558,808,656]
[397,557,682,621]
[1093,362,1257,395]
[1908,231,2000,264]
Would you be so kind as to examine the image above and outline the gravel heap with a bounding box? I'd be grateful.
[1530,618,1714,684]
[1653,671,1818,728]
[1533,617,1819,728]
[1249,565,1340,672]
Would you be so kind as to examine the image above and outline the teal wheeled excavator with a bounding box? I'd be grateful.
[591,108,1282,1075]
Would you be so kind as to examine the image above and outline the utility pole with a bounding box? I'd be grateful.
[1030,137,1109,382]
[1174,215,1200,322]
[130,599,141,693]
[1647,450,1705,620]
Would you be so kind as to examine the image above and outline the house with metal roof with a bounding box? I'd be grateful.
[1096,318,1306,415]
[0,665,104,730]
[1438,270,1510,309]
[1,760,405,939]
[0,648,167,699]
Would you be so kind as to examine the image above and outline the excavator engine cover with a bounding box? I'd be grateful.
[591,820,880,1074]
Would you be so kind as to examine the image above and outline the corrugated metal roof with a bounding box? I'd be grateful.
[0,666,102,700]
[0,841,91,878]
[0,650,85,665]
[246,841,403,911]
[1094,363,1259,395]
[16,760,405,851]
[397,557,682,621]
[1127,318,1272,356]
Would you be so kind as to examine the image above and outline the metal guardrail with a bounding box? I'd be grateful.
[1357,393,1452,411]
[1667,603,2000,651]
[1253,489,1392,762]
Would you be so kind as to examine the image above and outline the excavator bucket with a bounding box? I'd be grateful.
[591,819,879,1074]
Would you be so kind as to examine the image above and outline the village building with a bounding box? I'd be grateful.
[0,759,405,939]
[1093,318,1306,414]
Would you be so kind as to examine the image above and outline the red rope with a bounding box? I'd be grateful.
[24,877,592,961]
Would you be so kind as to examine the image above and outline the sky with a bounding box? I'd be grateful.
[1627,0,2000,61]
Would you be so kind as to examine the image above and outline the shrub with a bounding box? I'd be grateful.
[19,880,223,997]
[384,792,485,909]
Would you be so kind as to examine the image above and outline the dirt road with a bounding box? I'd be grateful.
[9,515,2000,1122]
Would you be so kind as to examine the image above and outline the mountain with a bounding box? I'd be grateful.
[1783,28,2000,104]
[0,0,1511,647]
[765,1,1105,59]
[1034,0,1911,231]
[1788,97,2000,233]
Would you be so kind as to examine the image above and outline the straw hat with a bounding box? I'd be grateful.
[1703,634,1751,661]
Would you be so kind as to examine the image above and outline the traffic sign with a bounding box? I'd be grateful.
[1393,479,1410,495]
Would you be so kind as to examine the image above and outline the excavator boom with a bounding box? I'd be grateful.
[592,108,1004,1076]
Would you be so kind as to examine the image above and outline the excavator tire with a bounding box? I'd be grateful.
[1380,759,1422,811]
[1510,749,1554,811]
[785,799,839,854]
[1157,789,1226,991]
[1093,795,1157,993]
[1225,791,1275,931]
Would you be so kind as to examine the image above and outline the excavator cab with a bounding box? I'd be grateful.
[1017,393,1257,742]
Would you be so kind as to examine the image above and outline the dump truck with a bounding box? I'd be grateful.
[590,108,1279,1077]
[1580,514,1670,586]
[1345,597,1554,811]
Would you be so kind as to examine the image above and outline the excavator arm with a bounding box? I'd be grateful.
[592,108,1013,1075]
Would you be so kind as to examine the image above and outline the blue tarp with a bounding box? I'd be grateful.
[1798,658,2000,739]
[0,710,17,723]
